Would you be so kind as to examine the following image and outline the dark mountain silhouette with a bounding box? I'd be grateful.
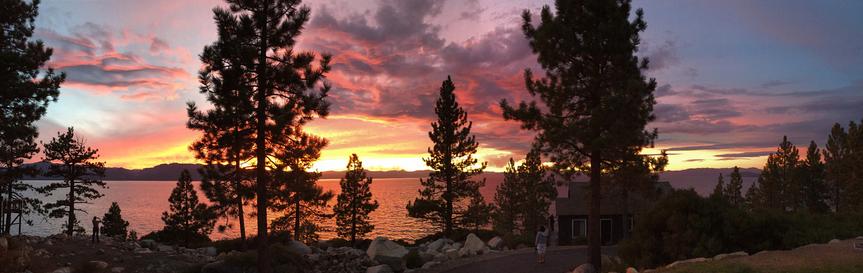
[23,162,758,196]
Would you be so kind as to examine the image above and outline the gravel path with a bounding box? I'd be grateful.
[421,246,616,273]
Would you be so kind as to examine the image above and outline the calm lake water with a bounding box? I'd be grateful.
[17,178,517,242]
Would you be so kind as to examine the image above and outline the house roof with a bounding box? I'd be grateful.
[555,181,672,216]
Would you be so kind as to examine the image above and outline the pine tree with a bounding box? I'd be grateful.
[800,141,829,213]
[461,192,492,233]
[162,170,216,247]
[204,0,332,269]
[710,173,726,201]
[750,136,800,211]
[270,168,333,244]
[333,154,378,245]
[723,166,744,207]
[187,35,257,247]
[38,127,106,236]
[102,202,130,239]
[407,76,486,237]
[843,121,863,212]
[0,0,64,234]
[270,132,332,244]
[824,123,849,212]
[492,158,521,236]
[607,151,666,238]
[500,1,657,268]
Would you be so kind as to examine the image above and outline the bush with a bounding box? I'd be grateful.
[102,202,129,239]
[619,189,863,269]
[141,229,211,248]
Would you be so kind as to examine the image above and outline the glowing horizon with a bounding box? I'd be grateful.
[27,0,863,173]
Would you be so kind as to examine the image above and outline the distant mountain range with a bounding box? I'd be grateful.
[22,162,759,196]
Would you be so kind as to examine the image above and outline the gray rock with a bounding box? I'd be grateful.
[487,236,504,250]
[139,239,157,249]
[829,239,841,244]
[444,248,459,260]
[203,246,218,256]
[421,261,440,269]
[366,264,394,273]
[462,233,486,254]
[572,263,595,273]
[666,257,709,268]
[419,251,435,263]
[426,238,447,252]
[50,268,72,273]
[712,251,748,260]
[452,242,463,249]
[110,267,125,273]
[201,261,246,273]
[85,260,109,270]
[366,237,408,271]
[133,247,152,254]
[157,244,174,252]
[433,253,448,262]
[285,240,312,255]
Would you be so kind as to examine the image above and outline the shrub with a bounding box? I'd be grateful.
[141,229,211,248]
[620,189,863,269]
[102,202,129,239]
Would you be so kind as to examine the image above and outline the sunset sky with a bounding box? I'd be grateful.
[29,0,863,171]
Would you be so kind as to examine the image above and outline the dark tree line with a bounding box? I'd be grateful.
[745,122,863,214]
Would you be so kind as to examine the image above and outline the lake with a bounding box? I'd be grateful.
[16,178,519,242]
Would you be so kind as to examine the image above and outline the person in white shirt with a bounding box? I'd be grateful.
[535,225,549,263]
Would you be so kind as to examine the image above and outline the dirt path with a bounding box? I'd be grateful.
[422,246,616,273]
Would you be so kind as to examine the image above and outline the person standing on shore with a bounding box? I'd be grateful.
[535,225,549,264]
[92,216,101,244]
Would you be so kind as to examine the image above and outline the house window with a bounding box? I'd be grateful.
[572,219,587,238]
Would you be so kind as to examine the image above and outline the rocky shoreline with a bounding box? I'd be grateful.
[0,232,520,273]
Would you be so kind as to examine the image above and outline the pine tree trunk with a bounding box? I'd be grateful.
[588,149,602,270]
[235,158,247,251]
[254,1,271,271]
[294,195,301,240]
[68,178,75,236]
[4,179,11,235]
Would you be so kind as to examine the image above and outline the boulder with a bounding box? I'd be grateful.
[713,251,748,260]
[366,237,408,271]
[433,253,448,262]
[452,242,463,249]
[625,267,638,273]
[157,244,174,252]
[366,264,394,273]
[201,261,246,273]
[444,248,459,260]
[462,233,486,253]
[572,263,595,273]
[133,247,152,254]
[457,247,473,257]
[421,261,440,269]
[666,257,709,268]
[139,239,157,249]
[285,240,312,256]
[829,239,841,244]
[426,238,447,252]
[86,260,109,270]
[487,236,504,249]
[110,267,125,273]
[419,251,435,263]
[50,267,73,273]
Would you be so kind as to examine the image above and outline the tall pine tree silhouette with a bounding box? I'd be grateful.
[500,1,657,268]
[162,170,216,247]
[204,0,331,269]
[39,127,106,236]
[492,147,557,239]
[188,25,257,247]
[801,141,828,213]
[333,154,379,245]
[724,166,744,207]
[407,76,486,237]
[0,0,64,234]
[102,202,130,238]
